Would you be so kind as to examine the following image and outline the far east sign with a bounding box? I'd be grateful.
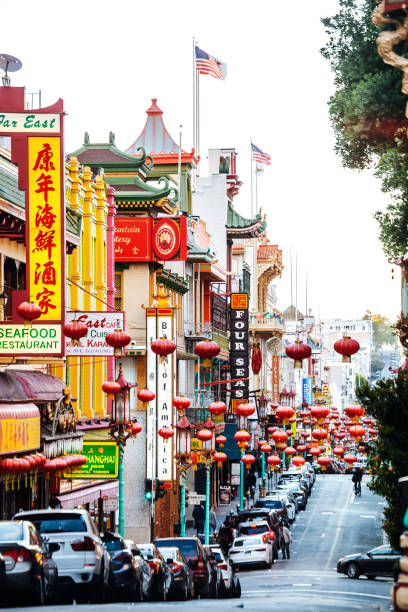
[64,441,119,480]
[0,89,65,357]
[230,293,249,407]
[65,312,124,356]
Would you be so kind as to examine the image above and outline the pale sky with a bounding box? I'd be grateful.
[2,0,401,321]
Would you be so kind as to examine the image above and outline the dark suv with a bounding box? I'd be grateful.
[154,537,216,597]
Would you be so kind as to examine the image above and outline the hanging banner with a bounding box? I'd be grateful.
[114,217,152,262]
[271,355,280,403]
[146,310,157,481]
[230,293,249,403]
[156,310,175,481]
[302,377,312,405]
[65,312,124,355]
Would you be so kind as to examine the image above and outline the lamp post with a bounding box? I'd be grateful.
[197,419,215,545]
[109,364,139,537]
[175,414,193,537]
[258,393,270,488]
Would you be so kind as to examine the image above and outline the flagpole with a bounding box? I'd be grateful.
[196,68,200,176]
[250,140,253,218]
[193,38,196,188]
[255,164,258,214]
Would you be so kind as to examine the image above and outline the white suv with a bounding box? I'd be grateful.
[14,508,109,601]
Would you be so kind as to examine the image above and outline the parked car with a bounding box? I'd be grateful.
[125,539,153,601]
[209,545,241,598]
[280,484,307,510]
[138,543,172,601]
[264,494,296,522]
[101,532,144,601]
[229,535,273,569]
[0,519,58,605]
[157,546,194,600]
[337,545,401,579]
[233,509,279,559]
[203,544,224,598]
[14,508,109,603]
[254,497,288,521]
[154,536,217,598]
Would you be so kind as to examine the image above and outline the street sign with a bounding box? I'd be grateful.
[189,492,206,501]
[63,441,118,479]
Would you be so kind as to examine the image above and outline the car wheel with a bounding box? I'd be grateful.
[159,577,167,601]
[346,563,360,579]
[233,579,241,598]
[181,582,188,601]
[33,574,45,606]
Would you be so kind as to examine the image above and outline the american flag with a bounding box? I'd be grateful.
[251,143,271,166]
[195,46,227,80]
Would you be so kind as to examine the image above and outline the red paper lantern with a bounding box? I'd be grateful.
[251,343,262,375]
[349,425,366,439]
[296,444,306,453]
[368,427,378,436]
[334,336,360,363]
[17,301,42,325]
[63,320,88,346]
[333,446,345,456]
[208,401,227,416]
[300,431,310,439]
[292,456,305,467]
[267,426,278,434]
[285,446,296,456]
[358,446,366,453]
[215,435,227,448]
[173,396,191,412]
[234,430,251,448]
[310,448,321,457]
[285,340,311,368]
[271,430,289,445]
[260,444,272,453]
[106,327,131,357]
[236,403,256,417]
[312,428,328,441]
[242,454,256,469]
[214,452,227,467]
[158,426,175,440]
[267,455,281,467]
[276,406,295,423]
[194,340,220,359]
[197,428,213,442]
[311,406,330,421]
[102,380,121,401]
[137,389,155,403]
[0,458,13,474]
[130,422,142,436]
[318,456,331,468]
[344,454,358,465]
[344,405,365,420]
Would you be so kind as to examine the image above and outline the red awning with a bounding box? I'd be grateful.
[0,403,40,420]
[57,481,118,508]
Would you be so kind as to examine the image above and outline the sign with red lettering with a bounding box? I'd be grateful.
[114,217,152,262]
[271,355,280,403]
[65,312,124,356]
[152,217,187,261]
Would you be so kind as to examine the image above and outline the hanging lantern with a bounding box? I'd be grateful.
[198,419,215,453]
[317,456,331,470]
[312,428,328,441]
[106,326,131,358]
[130,422,142,437]
[310,406,330,421]
[158,426,175,441]
[234,429,251,449]
[62,320,88,346]
[276,406,295,425]
[16,301,42,326]
[334,335,360,363]
[260,444,272,453]
[242,454,256,470]
[300,431,310,440]
[173,395,191,413]
[194,340,220,359]
[285,446,296,456]
[267,426,278,435]
[259,439,267,447]
[137,389,155,404]
[349,425,366,440]
[102,380,121,401]
[236,403,256,418]
[208,401,227,416]
[368,427,378,436]
[292,456,305,467]
[310,448,321,457]
[251,342,262,375]
[300,408,311,419]
[333,446,345,456]
[150,336,176,364]
[267,455,281,468]
[214,451,227,468]
[191,451,198,471]
[296,444,306,453]
[175,415,193,458]
[113,364,135,425]
[215,435,227,448]
[358,445,366,454]
[285,340,311,369]
[197,428,213,442]
[271,430,289,445]
[343,454,358,465]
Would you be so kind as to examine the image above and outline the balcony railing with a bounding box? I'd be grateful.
[249,312,285,330]
[184,321,212,340]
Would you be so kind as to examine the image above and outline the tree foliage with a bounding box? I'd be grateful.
[363,310,397,346]
[321,0,408,258]
[357,373,408,549]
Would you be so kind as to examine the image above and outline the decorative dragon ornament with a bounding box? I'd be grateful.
[372,1,408,115]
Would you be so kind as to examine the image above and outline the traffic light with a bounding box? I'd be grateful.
[155,479,166,500]
[144,478,153,502]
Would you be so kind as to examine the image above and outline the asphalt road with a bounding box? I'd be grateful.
[3,474,392,611]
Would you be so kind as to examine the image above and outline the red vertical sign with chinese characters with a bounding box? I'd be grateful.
[271,355,280,403]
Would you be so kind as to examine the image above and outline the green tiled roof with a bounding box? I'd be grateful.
[0,167,24,209]
[226,201,265,230]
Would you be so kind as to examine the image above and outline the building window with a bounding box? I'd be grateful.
[114,272,122,311]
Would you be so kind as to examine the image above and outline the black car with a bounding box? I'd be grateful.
[0,520,58,605]
[102,532,144,601]
[277,485,307,510]
[203,544,223,598]
[254,498,289,521]
[157,546,194,600]
[337,545,401,579]
[125,539,153,601]
[138,543,172,601]
[154,537,216,598]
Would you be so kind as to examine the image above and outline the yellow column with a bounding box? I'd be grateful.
[80,166,94,418]
[94,175,107,417]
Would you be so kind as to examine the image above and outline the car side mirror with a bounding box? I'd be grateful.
[131,549,138,556]
[166,558,173,565]
[48,542,60,554]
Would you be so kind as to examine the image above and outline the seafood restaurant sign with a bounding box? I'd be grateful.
[65,312,125,356]
[0,89,66,356]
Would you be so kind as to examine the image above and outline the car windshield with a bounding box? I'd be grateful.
[156,539,198,557]
[0,523,24,542]
[103,538,124,552]
[234,537,262,547]
[158,547,176,560]
[256,500,283,509]
[16,513,86,534]
[211,550,222,562]
[239,525,268,535]
[139,546,154,559]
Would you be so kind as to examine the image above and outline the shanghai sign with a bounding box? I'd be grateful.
[64,441,118,479]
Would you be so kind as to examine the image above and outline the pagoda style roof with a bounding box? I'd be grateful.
[126,99,197,165]
[226,201,266,238]
[187,226,216,262]
[283,305,304,321]
[72,133,178,214]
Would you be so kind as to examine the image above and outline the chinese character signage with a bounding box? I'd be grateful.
[271,356,280,403]
[64,441,118,479]
[115,217,152,262]
[0,404,41,455]
[230,293,249,402]
[28,137,62,321]
[302,377,312,405]
[65,312,124,356]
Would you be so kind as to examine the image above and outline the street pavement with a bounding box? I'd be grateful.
[3,473,392,611]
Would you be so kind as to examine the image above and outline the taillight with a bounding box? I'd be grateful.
[171,562,182,575]
[198,560,205,570]
[255,548,266,552]
[148,560,159,572]
[71,536,96,551]
[114,552,132,563]
[3,548,31,563]
[218,563,228,570]
[263,532,274,542]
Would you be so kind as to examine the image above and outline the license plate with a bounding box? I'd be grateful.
[245,550,251,554]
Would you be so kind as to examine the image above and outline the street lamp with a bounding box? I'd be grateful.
[109,363,140,537]
[175,415,193,537]
[197,420,215,544]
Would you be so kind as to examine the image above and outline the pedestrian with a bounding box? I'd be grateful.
[217,517,235,556]
[278,522,292,560]
[209,505,217,536]
[192,501,205,536]
[352,467,363,496]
